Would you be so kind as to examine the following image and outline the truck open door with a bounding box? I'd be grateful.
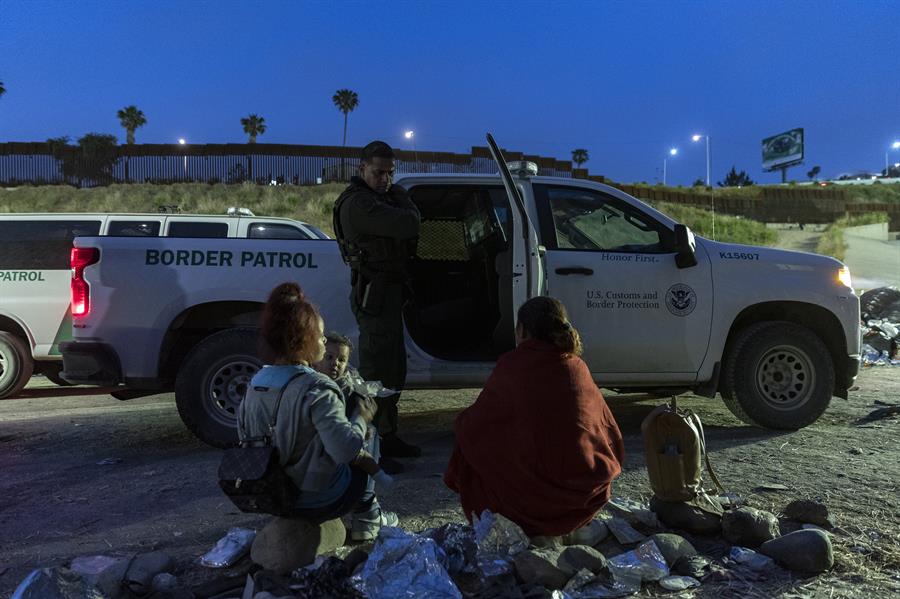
[484,133,545,313]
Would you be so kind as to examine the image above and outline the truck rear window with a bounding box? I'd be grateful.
[0,220,102,269]
[166,222,228,238]
[107,220,161,236]
[248,223,311,239]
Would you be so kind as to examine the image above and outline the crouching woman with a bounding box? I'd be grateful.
[238,282,397,540]
[444,296,625,537]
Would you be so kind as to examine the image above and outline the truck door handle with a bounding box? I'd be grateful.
[555,267,593,276]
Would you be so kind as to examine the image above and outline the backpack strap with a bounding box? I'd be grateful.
[684,408,726,494]
[242,370,306,447]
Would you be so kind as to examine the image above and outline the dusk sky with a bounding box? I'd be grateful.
[2,0,899,186]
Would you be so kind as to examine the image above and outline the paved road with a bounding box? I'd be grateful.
[844,231,900,290]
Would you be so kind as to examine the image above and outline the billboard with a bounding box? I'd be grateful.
[762,128,804,170]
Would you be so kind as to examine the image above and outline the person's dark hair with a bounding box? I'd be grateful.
[516,296,583,356]
[360,140,395,163]
[325,331,353,353]
[259,282,321,364]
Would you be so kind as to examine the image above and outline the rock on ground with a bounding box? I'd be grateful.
[783,499,835,528]
[722,507,780,547]
[557,545,608,577]
[513,548,570,590]
[760,529,834,573]
[648,533,697,566]
[250,517,346,575]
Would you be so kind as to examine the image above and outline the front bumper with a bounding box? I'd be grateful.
[60,341,122,386]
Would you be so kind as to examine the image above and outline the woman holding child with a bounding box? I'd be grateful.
[237,282,396,541]
[445,296,624,537]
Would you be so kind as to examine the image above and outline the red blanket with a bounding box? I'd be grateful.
[444,339,624,537]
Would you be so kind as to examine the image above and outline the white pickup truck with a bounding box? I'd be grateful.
[61,136,861,447]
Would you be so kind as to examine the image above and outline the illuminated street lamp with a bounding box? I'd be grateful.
[691,133,711,186]
[887,141,900,177]
[178,138,187,180]
[663,148,678,186]
[404,130,418,171]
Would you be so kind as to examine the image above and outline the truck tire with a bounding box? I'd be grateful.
[175,328,262,447]
[0,332,34,399]
[721,321,834,430]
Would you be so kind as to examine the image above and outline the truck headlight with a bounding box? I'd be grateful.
[837,266,852,290]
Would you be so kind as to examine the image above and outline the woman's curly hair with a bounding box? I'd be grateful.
[259,282,322,364]
[517,296,583,356]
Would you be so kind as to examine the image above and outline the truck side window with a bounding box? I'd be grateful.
[166,222,228,238]
[534,185,673,253]
[0,220,101,269]
[248,223,311,239]
[107,221,161,236]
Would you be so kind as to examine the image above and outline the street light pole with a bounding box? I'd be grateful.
[887,141,900,177]
[692,133,714,240]
[404,130,417,172]
[179,138,187,180]
[663,148,677,186]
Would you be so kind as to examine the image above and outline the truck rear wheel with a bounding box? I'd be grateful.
[721,321,834,430]
[0,332,34,399]
[175,328,262,447]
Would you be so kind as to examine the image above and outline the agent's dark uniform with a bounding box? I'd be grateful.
[333,176,420,442]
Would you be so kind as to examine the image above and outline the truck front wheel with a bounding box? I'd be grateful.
[721,321,834,430]
[175,328,262,447]
[0,332,33,399]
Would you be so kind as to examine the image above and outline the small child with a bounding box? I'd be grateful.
[314,332,395,488]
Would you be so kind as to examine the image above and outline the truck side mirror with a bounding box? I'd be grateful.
[674,224,698,269]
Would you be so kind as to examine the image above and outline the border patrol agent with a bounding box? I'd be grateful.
[333,141,421,463]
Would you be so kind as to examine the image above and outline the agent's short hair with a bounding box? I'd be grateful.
[325,331,353,353]
[361,140,395,163]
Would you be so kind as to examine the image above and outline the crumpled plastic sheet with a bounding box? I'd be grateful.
[11,567,106,599]
[563,540,669,598]
[472,510,530,578]
[351,526,462,599]
[728,546,774,571]
[199,527,256,568]
[604,497,659,529]
[861,344,899,366]
[423,522,478,575]
[659,575,701,591]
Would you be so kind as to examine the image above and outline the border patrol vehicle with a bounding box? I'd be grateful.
[0,210,326,398]
[60,136,861,447]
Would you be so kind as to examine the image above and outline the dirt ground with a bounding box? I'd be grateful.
[1,366,898,598]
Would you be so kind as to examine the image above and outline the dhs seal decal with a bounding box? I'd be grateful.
[666,284,697,316]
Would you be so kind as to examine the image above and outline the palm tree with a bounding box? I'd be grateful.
[241,114,266,143]
[117,105,146,144]
[571,148,589,169]
[332,90,359,181]
[332,89,359,147]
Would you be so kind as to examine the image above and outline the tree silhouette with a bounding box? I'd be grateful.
[117,105,146,145]
[692,178,707,187]
[571,148,589,169]
[0,80,5,99]
[806,165,821,181]
[717,166,754,187]
[47,134,118,186]
[332,89,359,147]
[241,114,267,143]
[332,90,359,181]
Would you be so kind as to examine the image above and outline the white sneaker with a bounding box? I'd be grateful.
[351,510,399,541]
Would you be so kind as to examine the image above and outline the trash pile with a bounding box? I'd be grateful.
[860,287,900,366]
[11,490,844,599]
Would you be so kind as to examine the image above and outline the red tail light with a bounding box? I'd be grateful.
[71,247,100,317]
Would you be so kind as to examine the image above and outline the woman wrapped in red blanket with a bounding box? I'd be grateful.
[444,296,624,537]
